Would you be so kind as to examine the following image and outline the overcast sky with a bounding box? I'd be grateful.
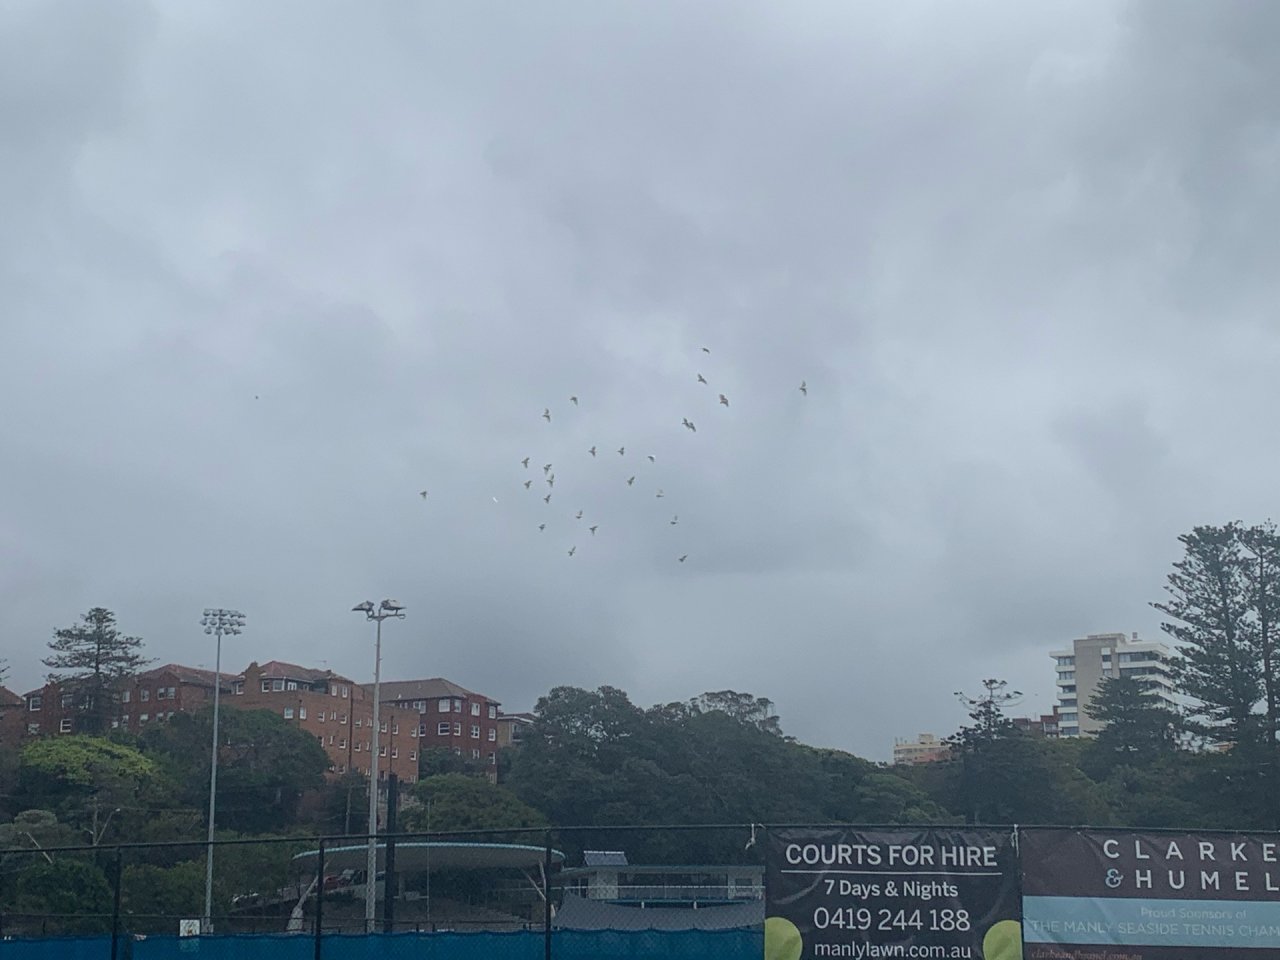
[4,0,1279,759]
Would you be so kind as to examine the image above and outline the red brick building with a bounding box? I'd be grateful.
[20,678,105,737]
[230,661,421,784]
[0,686,24,751]
[20,665,226,738]
[10,660,503,788]
[376,678,502,772]
[116,664,225,734]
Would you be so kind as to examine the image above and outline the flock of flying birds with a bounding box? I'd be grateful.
[419,347,808,563]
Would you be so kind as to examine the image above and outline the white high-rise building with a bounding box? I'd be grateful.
[1050,632,1176,737]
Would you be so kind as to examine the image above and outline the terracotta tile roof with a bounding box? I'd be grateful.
[138,663,222,686]
[240,660,353,684]
[372,677,495,705]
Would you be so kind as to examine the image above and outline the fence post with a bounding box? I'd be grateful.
[382,773,398,933]
[314,839,325,960]
[543,830,553,960]
[110,846,123,960]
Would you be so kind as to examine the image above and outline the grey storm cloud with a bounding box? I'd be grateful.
[3,0,1280,758]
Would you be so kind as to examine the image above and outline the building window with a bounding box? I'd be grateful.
[437,722,450,736]
[453,722,462,736]
[342,686,349,698]
[168,712,175,720]
[471,749,481,760]
[140,689,150,702]
[339,713,348,724]
[287,681,298,691]
[317,736,324,746]
[121,691,131,704]
[471,702,481,717]
[318,712,325,723]
[330,711,337,721]
[409,751,417,761]
[413,700,425,711]
[27,695,41,711]
[488,752,496,765]
[26,722,39,734]
[1057,671,1075,681]
[438,698,450,712]
[453,747,462,756]
[391,722,398,735]
[272,679,285,692]
[339,738,347,749]
[121,715,129,726]
[470,725,480,739]
[59,718,72,734]
[355,741,362,752]
[390,747,398,759]
[284,707,294,720]
[299,707,307,720]
[61,692,74,708]
[488,728,497,742]
[1056,656,1075,667]
[328,734,335,745]
[355,718,363,728]
[453,699,462,713]
[339,764,346,774]
[380,722,388,734]
[232,681,243,695]
[140,713,149,723]
[488,705,496,719]
[111,719,119,729]
[261,680,272,693]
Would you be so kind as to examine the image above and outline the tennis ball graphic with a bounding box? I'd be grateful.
[983,919,1022,960]
[765,916,804,960]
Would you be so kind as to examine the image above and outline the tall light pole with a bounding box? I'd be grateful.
[351,599,405,932]
[201,608,244,934]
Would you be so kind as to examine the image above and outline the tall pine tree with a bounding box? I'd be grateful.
[1240,523,1280,752]
[44,608,150,734]
[1087,675,1182,769]
[1153,523,1262,745]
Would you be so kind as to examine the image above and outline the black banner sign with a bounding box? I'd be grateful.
[765,827,1021,960]
[1021,827,1280,959]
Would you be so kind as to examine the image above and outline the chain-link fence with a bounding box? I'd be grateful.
[0,824,766,959]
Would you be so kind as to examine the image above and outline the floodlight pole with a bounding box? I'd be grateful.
[352,599,405,932]
[201,608,244,934]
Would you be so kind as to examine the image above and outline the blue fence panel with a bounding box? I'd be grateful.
[132,934,314,960]
[4,929,763,960]
[556,929,764,960]
[131,931,546,960]
[322,931,543,960]
[0,938,113,960]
